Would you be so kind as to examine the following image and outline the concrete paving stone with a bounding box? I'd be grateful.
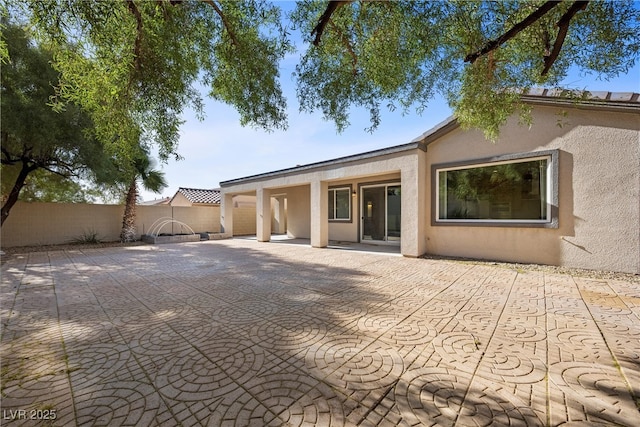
[2,239,639,426]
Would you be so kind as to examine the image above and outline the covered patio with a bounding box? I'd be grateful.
[219,140,430,258]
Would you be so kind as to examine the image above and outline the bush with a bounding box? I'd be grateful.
[69,229,102,244]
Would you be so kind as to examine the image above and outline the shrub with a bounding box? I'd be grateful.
[69,229,102,244]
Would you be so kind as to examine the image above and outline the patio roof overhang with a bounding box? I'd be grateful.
[219,137,431,188]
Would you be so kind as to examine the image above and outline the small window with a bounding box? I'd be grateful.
[434,152,557,226]
[329,187,351,221]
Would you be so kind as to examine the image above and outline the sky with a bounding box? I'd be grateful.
[139,5,640,202]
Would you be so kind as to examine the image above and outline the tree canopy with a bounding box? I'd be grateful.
[1,22,119,224]
[1,168,104,203]
[4,0,639,162]
[292,0,639,138]
[12,0,292,163]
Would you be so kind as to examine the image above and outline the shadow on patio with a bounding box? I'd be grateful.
[236,234,402,256]
[1,239,638,426]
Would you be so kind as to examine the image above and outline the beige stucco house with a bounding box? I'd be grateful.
[220,89,640,273]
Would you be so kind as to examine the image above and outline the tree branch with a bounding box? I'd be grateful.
[1,159,38,226]
[1,145,20,165]
[203,0,239,46]
[328,21,358,76]
[2,143,35,166]
[541,1,589,76]
[312,1,352,47]
[465,1,561,64]
[127,0,144,71]
[40,163,77,178]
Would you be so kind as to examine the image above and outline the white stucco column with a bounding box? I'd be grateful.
[256,188,272,242]
[401,150,428,257]
[220,192,234,236]
[310,180,328,248]
[273,196,287,234]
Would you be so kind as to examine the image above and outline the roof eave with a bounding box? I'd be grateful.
[521,95,640,113]
[411,116,459,146]
[220,141,426,187]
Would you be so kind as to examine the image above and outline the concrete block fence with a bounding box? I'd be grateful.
[0,201,257,248]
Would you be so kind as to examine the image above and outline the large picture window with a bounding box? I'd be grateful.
[435,152,557,226]
[329,187,351,221]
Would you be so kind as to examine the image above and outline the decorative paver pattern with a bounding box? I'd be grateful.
[1,239,639,426]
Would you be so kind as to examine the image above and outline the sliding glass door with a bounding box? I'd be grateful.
[361,184,401,244]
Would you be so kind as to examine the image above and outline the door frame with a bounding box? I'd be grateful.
[359,181,401,245]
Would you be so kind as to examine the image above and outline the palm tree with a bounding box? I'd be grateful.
[120,154,167,242]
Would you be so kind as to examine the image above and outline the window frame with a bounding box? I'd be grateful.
[328,185,353,222]
[432,150,559,228]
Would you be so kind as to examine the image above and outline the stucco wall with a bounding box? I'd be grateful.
[218,103,638,272]
[232,207,258,236]
[327,173,401,242]
[233,194,256,208]
[144,206,220,235]
[1,202,257,247]
[425,105,640,273]
[285,185,311,239]
[1,202,126,247]
[169,192,192,207]
[221,150,418,251]
[271,197,287,234]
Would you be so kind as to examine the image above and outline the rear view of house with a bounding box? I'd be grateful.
[220,90,640,273]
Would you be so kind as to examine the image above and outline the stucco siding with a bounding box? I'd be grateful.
[285,185,311,239]
[327,173,401,242]
[400,149,428,256]
[170,192,192,207]
[1,202,125,247]
[233,207,258,235]
[425,106,640,273]
[555,123,639,272]
[1,203,221,246]
[221,153,412,244]
[218,100,638,272]
[221,150,410,194]
[1,202,259,247]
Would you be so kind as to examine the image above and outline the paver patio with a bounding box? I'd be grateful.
[1,238,639,426]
